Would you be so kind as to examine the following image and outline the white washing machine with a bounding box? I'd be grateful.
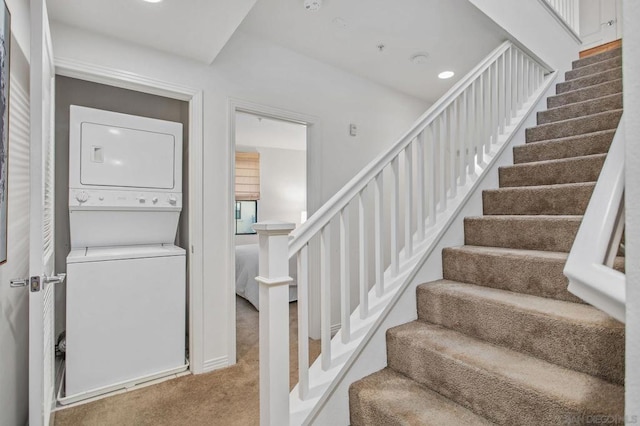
[64,106,187,401]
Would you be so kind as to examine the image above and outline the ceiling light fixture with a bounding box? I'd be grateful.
[304,0,322,12]
[142,0,163,3]
[438,71,455,79]
[410,53,429,65]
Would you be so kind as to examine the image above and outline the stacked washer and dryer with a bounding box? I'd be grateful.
[64,106,187,401]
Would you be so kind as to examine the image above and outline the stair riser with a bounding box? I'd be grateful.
[442,248,581,302]
[537,93,623,125]
[556,67,621,94]
[526,110,621,142]
[464,217,581,252]
[483,183,595,215]
[572,48,621,69]
[417,285,625,384]
[565,56,622,81]
[548,79,622,109]
[499,155,605,187]
[513,130,614,164]
[387,330,613,425]
[349,369,494,426]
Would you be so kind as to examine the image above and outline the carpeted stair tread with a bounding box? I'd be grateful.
[547,79,622,109]
[537,93,622,124]
[572,47,621,69]
[499,154,605,187]
[526,109,622,143]
[565,56,622,81]
[417,280,625,384]
[442,245,581,302]
[386,322,624,425]
[464,215,582,252]
[556,67,621,94]
[482,182,595,215]
[514,130,615,163]
[349,368,494,426]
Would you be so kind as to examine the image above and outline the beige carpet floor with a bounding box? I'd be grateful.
[54,297,320,426]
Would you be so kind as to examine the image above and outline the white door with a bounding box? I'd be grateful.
[580,0,622,50]
[29,1,59,425]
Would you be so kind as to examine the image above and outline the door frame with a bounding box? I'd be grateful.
[54,57,206,374]
[227,98,322,361]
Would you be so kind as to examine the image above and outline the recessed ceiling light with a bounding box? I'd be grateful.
[142,0,163,3]
[410,53,429,65]
[438,71,455,79]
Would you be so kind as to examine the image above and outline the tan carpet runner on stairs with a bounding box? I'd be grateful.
[349,47,625,425]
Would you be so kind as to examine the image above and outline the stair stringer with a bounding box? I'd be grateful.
[302,73,560,426]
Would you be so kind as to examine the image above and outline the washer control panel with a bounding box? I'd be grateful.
[69,189,182,209]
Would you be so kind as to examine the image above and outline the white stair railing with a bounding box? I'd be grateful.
[541,0,580,37]
[256,40,554,426]
[565,117,626,322]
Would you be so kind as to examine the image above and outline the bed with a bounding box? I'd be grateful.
[235,244,298,310]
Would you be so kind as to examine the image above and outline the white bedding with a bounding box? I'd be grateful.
[235,244,298,310]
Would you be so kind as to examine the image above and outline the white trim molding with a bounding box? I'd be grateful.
[54,56,206,374]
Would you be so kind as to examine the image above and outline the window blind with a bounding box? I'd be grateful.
[235,152,260,200]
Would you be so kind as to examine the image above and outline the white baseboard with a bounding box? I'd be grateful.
[203,356,229,373]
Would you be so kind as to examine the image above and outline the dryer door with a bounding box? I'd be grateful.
[80,123,176,190]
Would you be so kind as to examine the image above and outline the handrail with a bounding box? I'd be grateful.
[289,40,516,256]
[565,116,625,322]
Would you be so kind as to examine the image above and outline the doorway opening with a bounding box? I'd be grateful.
[232,109,308,361]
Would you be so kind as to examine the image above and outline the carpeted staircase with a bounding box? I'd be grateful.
[349,47,625,425]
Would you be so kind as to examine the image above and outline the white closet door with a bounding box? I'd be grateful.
[29,1,58,425]
[580,0,622,50]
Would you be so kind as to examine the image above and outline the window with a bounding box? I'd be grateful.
[235,151,260,235]
[235,200,258,235]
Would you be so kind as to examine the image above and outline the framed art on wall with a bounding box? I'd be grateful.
[0,1,10,264]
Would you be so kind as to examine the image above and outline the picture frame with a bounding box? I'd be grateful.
[0,1,10,264]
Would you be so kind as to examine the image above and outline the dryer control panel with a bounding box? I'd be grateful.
[69,189,182,210]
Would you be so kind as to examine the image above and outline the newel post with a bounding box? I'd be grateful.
[254,221,295,426]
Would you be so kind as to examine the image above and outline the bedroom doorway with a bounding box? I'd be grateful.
[232,109,308,361]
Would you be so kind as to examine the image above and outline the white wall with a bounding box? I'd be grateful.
[623,0,639,417]
[469,0,580,74]
[235,147,306,246]
[0,1,31,421]
[50,23,429,369]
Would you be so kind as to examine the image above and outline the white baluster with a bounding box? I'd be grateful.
[339,208,351,343]
[416,131,426,241]
[374,173,384,296]
[297,245,309,400]
[428,125,437,227]
[471,79,482,168]
[320,225,331,371]
[390,156,400,276]
[499,53,506,134]
[474,67,491,166]
[505,47,512,126]
[404,144,414,258]
[448,105,457,198]
[254,221,295,426]
[438,115,447,211]
[358,191,368,318]
[459,90,467,185]
[496,62,500,148]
